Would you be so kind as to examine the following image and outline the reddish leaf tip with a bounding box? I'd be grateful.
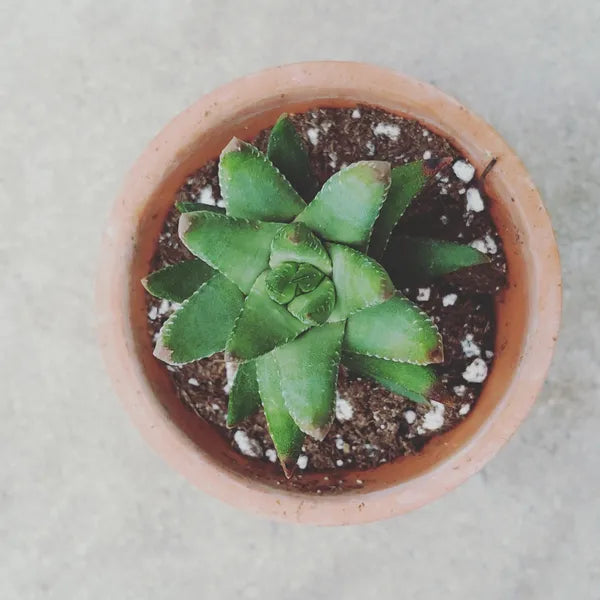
[221,136,243,155]
[423,156,453,176]
[428,344,444,364]
[280,458,297,479]
[153,338,174,364]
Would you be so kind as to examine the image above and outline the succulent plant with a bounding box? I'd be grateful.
[143,113,489,476]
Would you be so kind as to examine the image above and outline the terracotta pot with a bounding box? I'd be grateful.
[97,62,561,525]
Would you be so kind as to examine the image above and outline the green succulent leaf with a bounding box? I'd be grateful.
[265,263,298,304]
[369,158,452,259]
[142,259,215,302]
[275,322,345,440]
[226,360,261,427]
[342,352,441,405]
[226,272,309,362]
[295,161,391,249]
[154,273,244,365]
[175,201,225,214]
[287,278,336,326]
[219,138,306,222]
[266,114,317,199]
[256,353,305,477]
[343,293,443,365]
[269,222,332,274]
[178,211,283,294]
[326,243,394,322]
[382,236,490,284]
[291,263,325,293]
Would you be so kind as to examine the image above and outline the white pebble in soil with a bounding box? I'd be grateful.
[148,305,158,320]
[442,293,458,307]
[461,333,481,358]
[452,160,475,183]
[404,410,417,424]
[335,394,354,422]
[158,298,171,315]
[233,430,263,458]
[223,360,239,395]
[307,128,319,146]
[373,122,401,141]
[485,350,495,359]
[352,108,361,118]
[423,150,432,160]
[336,459,344,467]
[199,185,216,206]
[466,187,485,212]
[188,377,199,386]
[459,403,471,416]
[470,234,498,254]
[453,384,466,397]
[462,358,488,383]
[265,448,277,463]
[421,400,445,431]
[417,287,431,301]
[296,455,308,470]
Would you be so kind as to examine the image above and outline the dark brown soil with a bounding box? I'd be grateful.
[145,106,507,474]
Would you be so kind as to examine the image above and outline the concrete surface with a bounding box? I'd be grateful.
[1,1,599,598]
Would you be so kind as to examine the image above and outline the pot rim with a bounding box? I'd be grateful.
[97,61,561,525]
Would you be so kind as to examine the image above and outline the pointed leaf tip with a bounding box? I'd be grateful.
[382,236,491,284]
[369,158,452,260]
[276,322,345,440]
[178,211,282,294]
[344,293,443,365]
[219,139,306,221]
[154,273,244,365]
[267,114,317,199]
[295,161,391,249]
[327,244,393,322]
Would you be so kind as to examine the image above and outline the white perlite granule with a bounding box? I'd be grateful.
[421,400,445,431]
[466,187,485,212]
[296,455,308,470]
[233,431,262,458]
[404,410,417,424]
[423,150,432,160]
[461,333,481,358]
[452,160,475,183]
[459,403,471,416]
[223,361,238,395]
[307,128,319,146]
[199,185,216,205]
[453,384,466,396]
[351,108,361,118]
[485,350,494,359]
[462,358,488,383]
[442,293,458,307]
[328,151,338,168]
[148,305,158,320]
[335,394,354,422]
[265,448,277,463]
[336,459,344,467]
[470,234,497,254]
[335,437,345,450]
[373,122,401,141]
[417,287,431,301]
[321,120,332,132]
[365,140,375,156]
[158,298,171,315]
[188,377,199,386]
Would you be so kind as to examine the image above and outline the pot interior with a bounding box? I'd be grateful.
[128,93,531,496]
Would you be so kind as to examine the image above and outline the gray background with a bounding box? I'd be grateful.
[2,1,598,598]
